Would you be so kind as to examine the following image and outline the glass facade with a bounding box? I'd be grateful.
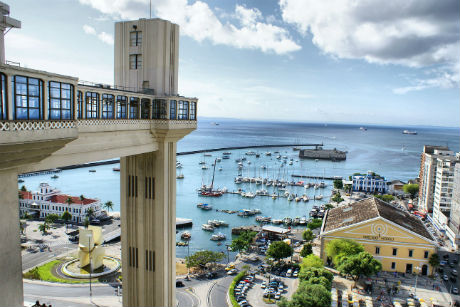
[0,73,6,120]
[48,81,73,120]
[177,100,189,120]
[116,95,127,119]
[13,75,44,120]
[140,99,150,119]
[129,97,139,119]
[152,99,167,119]
[190,101,197,120]
[169,100,176,120]
[102,94,115,119]
[77,91,83,119]
[85,92,99,119]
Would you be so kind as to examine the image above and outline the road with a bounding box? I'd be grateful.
[208,275,233,307]
[438,249,460,297]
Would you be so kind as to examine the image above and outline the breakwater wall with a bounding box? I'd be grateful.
[291,174,342,180]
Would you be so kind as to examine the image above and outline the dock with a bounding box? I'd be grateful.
[232,225,261,235]
[291,174,342,180]
[176,217,193,229]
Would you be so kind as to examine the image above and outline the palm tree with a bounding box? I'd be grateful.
[429,253,440,275]
[103,201,114,212]
[38,222,50,235]
[80,195,85,202]
[65,196,73,212]
[86,207,94,222]
[83,217,90,229]
[61,211,72,233]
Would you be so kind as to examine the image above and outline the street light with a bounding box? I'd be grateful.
[225,244,230,264]
[414,266,421,298]
[86,233,93,302]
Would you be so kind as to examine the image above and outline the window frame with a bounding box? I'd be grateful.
[392,248,397,256]
[129,97,139,119]
[141,98,150,119]
[375,246,380,255]
[424,251,429,259]
[101,93,115,119]
[169,100,176,120]
[129,54,142,70]
[152,99,167,119]
[85,91,99,119]
[130,31,142,47]
[0,73,7,120]
[77,91,83,119]
[48,81,74,120]
[116,95,128,119]
[391,262,396,270]
[408,249,413,257]
[12,75,44,120]
[190,101,197,120]
[177,100,189,120]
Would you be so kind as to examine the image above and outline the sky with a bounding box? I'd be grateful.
[6,0,460,127]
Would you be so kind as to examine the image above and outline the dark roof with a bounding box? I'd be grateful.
[322,197,433,241]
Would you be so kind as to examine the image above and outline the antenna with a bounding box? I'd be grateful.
[149,0,152,19]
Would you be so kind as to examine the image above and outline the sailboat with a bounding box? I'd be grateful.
[200,159,223,197]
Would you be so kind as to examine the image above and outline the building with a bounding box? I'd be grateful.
[320,197,437,275]
[387,180,405,196]
[418,145,453,213]
[352,171,386,193]
[19,183,102,223]
[432,156,458,228]
[446,163,460,250]
[0,3,197,306]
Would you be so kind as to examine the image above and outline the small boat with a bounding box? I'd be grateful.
[223,152,232,155]
[176,174,184,179]
[204,153,212,157]
[287,194,294,201]
[201,165,209,170]
[271,194,278,200]
[272,219,282,225]
[197,203,213,210]
[302,195,309,202]
[176,241,189,246]
[314,194,323,200]
[265,152,271,156]
[199,161,206,165]
[283,217,292,226]
[18,179,24,183]
[360,127,367,131]
[245,151,256,156]
[202,224,215,231]
[295,196,301,202]
[216,158,222,162]
[181,231,191,240]
[89,169,96,173]
[218,167,223,171]
[222,155,230,159]
[112,167,120,172]
[51,175,59,179]
[210,233,226,241]
[293,147,300,151]
[403,130,417,135]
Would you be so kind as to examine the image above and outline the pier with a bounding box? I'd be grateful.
[291,174,342,180]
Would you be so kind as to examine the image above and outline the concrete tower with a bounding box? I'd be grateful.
[0,1,21,64]
[114,18,179,96]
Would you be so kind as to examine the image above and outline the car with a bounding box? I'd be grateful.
[452,269,458,276]
[450,276,457,282]
[227,269,238,275]
[275,293,281,300]
[451,262,456,268]
[443,275,449,281]
[438,267,444,273]
[238,300,247,306]
[286,269,292,277]
[261,281,267,288]
[443,254,450,259]
[176,281,184,287]
[293,270,299,277]
[225,265,235,271]
[206,272,217,279]
[440,260,447,266]
[453,288,459,295]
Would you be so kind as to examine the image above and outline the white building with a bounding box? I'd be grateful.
[352,171,386,193]
[432,156,458,227]
[19,183,102,223]
[446,162,460,249]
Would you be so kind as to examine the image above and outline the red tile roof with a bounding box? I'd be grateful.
[19,191,33,200]
[49,194,97,205]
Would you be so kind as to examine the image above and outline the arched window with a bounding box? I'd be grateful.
[129,97,139,119]
[169,100,176,120]
[116,95,127,119]
[140,98,150,119]
[0,73,7,120]
[13,75,44,120]
[77,91,83,119]
[102,94,115,119]
[152,99,167,119]
[85,92,99,119]
[177,100,189,120]
[48,81,74,120]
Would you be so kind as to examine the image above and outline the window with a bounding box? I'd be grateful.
[141,98,150,119]
[424,251,429,259]
[48,81,73,120]
[129,97,139,119]
[391,262,396,269]
[409,250,413,257]
[129,54,142,69]
[102,94,115,119]
[0,73,7,119]
[130,31,142,47]
[392,248,397,256]
[77,91,83,119]
[190,101,197,120]
[116,95,127,119]
[170,100,176,120]
[152,99,167,119]
[85,92,99,118]
[375,247,380,255]
[13,75,44,120]
[177,100,189,120]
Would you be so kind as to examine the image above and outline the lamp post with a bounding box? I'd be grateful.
[225,244,230,264]
[414,266,421,298]
[87,233,92,302]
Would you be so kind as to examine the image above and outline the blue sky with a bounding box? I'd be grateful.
[6,0,460,127]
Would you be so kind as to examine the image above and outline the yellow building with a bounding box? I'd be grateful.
[320,197,437,276]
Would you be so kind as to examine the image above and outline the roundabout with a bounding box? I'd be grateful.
[61,256,121,279]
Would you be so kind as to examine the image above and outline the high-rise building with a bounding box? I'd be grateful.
[432,156,458,226]
[447,162,460,249]
[417,145,453,213]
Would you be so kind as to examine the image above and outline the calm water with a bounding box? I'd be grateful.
[19,119,460,258]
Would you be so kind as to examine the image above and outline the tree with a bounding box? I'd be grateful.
[307,219,323,230]
[325,239,364,264]
[230,230,256,252]
[324,203,334,210]
[300,243,313,258]
[344,184,352,193]
[375,194,395,202]
[429,253,440,275]
[45,213,60,224]
[288,283,331,307]
[299,267,333,289]
[38,222,50,235]
[80,195,85,201]
[300,254,323,269]
[333,179,343,190]
[21,185,27,192]
[83,217,90,228]
[336,251,381,281]
[65,196,73,212]
[302,229,315,242]
[332,192,344,203]
[185,250,224,271]
[103,201,114,212]
[403,184,419,199]
[266,241,293,263]
[86,208,95,221]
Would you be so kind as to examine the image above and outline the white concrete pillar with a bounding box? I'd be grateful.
[121,141,176,307]
[0,170,24,307]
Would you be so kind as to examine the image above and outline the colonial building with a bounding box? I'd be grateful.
[19,183,102,223]
[320,197,437,275]
[352,171,386,193]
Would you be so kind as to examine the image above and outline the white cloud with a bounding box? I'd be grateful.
[78,0,300,55]
[280,0,460,91]
[82,24,114,45]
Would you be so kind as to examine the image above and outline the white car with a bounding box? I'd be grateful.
[227,269,238,275]
[275,293,281,300]
[261,281,267,289]
[452,287,459,295]
[286,269,292,277]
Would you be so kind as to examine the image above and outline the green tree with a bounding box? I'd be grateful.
[266,241,293,263]
[185,250,224,271]
[288,283,331,307]
[344,184,352,193]
[325,239,364,264]
[299,267,333,289]
[230,230,256,252]
[324,203,334,209]
[83,217,90,228]
[307,219,323,230]
[333,179,343,190]
[45,213,60,224]
[336,251,381,281]
[300,243,313,258]
[403,184,419,199]
[86,208,95,221]
[332,192,344,203]
[65,196,73,212]
[38,222,50,235]
[61,211,72,233]
[302,228,315,242]
[429,253,440,275]
[300,254,323,269]
[103,201,114,212]
[21,185,27,192]
[80,195,85,201]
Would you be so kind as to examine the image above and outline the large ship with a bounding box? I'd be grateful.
[299,146,346,161]
[402,130,417,135]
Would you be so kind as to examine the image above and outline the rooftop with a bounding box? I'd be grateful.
[20,191,98,206]
[322,197,433,241]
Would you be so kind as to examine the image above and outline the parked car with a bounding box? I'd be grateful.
[286,269,292,277]
[452,269,458,276]
[225,265,235,271]
[452,288,459,295]
[443,275,449,281]
[261,281,267,289]
[227,269,238,275]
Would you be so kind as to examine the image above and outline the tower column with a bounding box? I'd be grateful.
[121,140,176,307]
[0,169,24,307]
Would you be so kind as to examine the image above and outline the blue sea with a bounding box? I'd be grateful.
[19,118,460,258]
